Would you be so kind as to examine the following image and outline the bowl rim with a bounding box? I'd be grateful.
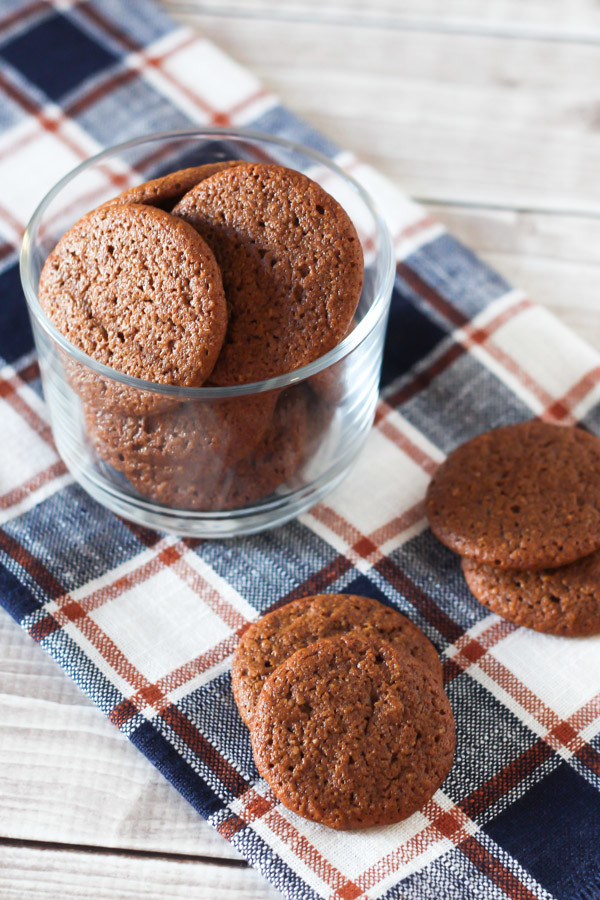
[20,126,395,399]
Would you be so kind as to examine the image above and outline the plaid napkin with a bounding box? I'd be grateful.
[1,2,600,898]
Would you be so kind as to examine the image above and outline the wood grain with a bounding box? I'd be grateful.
[0,844,280,899]
[165,0,600,38]
[0,613,239,861]
[178,13,600,215]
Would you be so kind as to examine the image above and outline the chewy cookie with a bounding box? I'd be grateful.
[426,421,600,570]
[462,550,600,636]
[84,389,277,472]
[232,593,442,726]
[251,633,455,829]
[39,203,227,391]
[105,161,242,211]
[172,163,364,385]
[119,387,307,510]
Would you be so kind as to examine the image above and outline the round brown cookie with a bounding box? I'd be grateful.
[118,387,307,510]
[426,421,600,570]
[251,633,455,829]
[39,204,227,404]
[84,389,278,472]
[104,161,243,211]
[232,593,442,727]
[462,550,600,636]
[172,163,364,385]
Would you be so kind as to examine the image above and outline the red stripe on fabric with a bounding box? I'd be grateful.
[121,519,162,549]
[0,526,65,598]
[477,653,559,734]
[384,290,533,414]
[575,742,600,777]
[72,2,141,53]
[68,613,156,693]
[375,407,439,475]
[227,86,271,117]
[15,360,40,383]
[387,341,465,408]
[108,698,138,728]
[0,459,67,511]
[63,66,139,117]
[460,835,540,900]
[75,6,217,117]
[0,69,40,117]
[261,805,365,899]
[374,555,464,643]
[217,813,246,840]
[362,501,426,550]
[397,262,469,328]
[161,704,249,797]
[395,215,437,244]
[0,241,15,262]
[221,787,366,899]
[155,632,239,697]
[460,739,553,821]
[269,554,354,611]
[112,632,241,727]
[0,0,47,37]
[545,366,600,421]
[53,541,173,615]
[170,551,247,631]
[29,612,61,642]
[0,202,25,238]
[310,505,365,550]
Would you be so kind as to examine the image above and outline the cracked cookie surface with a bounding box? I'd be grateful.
[251,633,455,829]
[233,592,442,726]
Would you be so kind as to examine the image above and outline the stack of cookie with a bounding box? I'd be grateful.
[426,420,600,636]
[38,161,364,510]
[232,593,456,830]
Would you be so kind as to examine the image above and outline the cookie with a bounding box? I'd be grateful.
[426,421,600,569]
[172,163,364,385]
[462,550,600,636]
[104,161,242,211]
[232,593,442,726]
[251,633,455,829]
[118,387,307,511]
[39,204,227,394]
[84,389,278,472]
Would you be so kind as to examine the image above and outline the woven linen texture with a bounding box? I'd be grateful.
[1,2,600,899]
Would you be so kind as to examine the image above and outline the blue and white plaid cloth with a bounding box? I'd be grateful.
[1,2,600,898]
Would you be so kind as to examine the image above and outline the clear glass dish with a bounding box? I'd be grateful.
[20,128,395,537]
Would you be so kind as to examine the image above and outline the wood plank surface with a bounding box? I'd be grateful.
[0,613,239,860]
[173,8,600,350]
[165,0,600,38]
[2,1,599,898]
[0,844,280,900]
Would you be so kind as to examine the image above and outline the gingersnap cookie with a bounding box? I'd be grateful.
[232,593,442,726]
[117,387,306,511]
[251,633,455,829]
[84,389,278,474]
[39,204,227,399]
[172,163,364,385]
[462,550,600,636]
[104,161,243,211]
[426,421,600,569]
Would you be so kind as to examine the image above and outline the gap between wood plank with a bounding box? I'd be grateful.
[0,836,249,869]
[416,198,600,221]
[166,3,600,45]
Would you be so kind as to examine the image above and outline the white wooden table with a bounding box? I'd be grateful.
[2,1,599,896]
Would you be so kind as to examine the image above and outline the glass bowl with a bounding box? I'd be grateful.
[20,128,395,537]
